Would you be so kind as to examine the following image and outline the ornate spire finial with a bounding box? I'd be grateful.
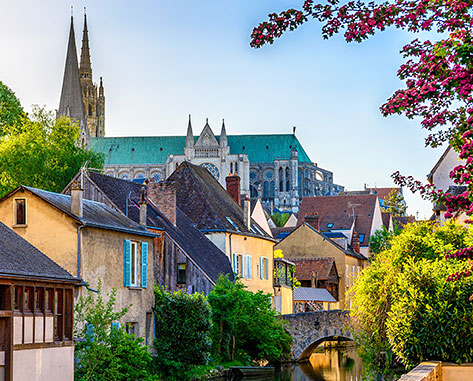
[71,5,73,18]
[206,117,209,124]
[84,6,86,16]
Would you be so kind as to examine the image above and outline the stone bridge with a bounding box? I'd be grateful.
[281,310,353,362]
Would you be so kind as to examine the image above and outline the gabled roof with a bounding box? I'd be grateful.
[291,258,337,281]
[90,133,312,165]
[73,171,234,283]
[168,162,273,240]
[12,186,155,237]
[297,194,379,245]
[0,222,79,282]
[428,145,452,181]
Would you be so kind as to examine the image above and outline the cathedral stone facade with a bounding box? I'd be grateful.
[57,14,105,142]
[90,117,344,212]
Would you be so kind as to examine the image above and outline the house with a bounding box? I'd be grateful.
[273,257,295,314]
[0,221,80,381]
[63,170,234,295]
[0,185,156,344]
[166,162,276,296]
[274,220,367,310]
[291,258,339,299]
[297,194,383,257]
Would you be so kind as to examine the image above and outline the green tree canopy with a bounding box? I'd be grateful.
[0,81,25,135]
[271,212,290,227]
[382,189,407,217]
[0,106,103,197]
[352,221,473,372]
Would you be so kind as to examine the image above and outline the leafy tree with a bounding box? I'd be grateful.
[207,275,292,364]
[271,212,290,227]
[251,2,473,280]
[74,281,157,381]
[0,81,25,135]
[0,106,103,197]
[382,190,407,217]
[369,222,402,255]
[351,222,473,372]
[153,286,212,380]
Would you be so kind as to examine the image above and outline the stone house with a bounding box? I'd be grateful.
[274,222,367,310]
[63,170,234,295]
[0,186,156,344]
[0,221,80,381]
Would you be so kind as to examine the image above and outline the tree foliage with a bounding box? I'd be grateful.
[369,223,401,255]
[271,212,290,227]
[0,81,25,135]
[207,275,293,364]
[0,106,103,197]
[153,286,212,380]
[251,2,473,279]
[351,222,473,371]
[74,281,157,381]
[382,189,407,217]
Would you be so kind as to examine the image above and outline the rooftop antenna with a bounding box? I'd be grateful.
[348,202,362,221]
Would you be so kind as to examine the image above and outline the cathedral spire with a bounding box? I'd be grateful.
[186,114,194,148]
[57,14,88,135]
[220,118,228,147]
[80,9,92,79]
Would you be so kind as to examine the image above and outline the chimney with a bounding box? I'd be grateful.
[71,180,83,218]
[139,187,147,227]
[352,231,360,254]
[226,173,241,205]
[243,196,251,230]
[147,181,177,225]
[304,212,319,230]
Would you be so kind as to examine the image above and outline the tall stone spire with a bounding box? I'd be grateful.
[186,114,194,148]
[57,15,88,136]
[79,11,92,79]
[220,118,228,147]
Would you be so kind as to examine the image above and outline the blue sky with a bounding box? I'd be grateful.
[0,1,443,218]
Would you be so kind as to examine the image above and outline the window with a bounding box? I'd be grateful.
[124,240,148,288]
[226,217,241,232]
[177,263,186,284]
[232,254,244,277]
[327,223,334,228]
[15,199,26,225]
[126,322,139,338]
[260,257,269,280]
[246,255,252,279]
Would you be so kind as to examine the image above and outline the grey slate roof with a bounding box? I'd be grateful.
[0,222,79,282]
[168,162,273,240]
[82,171,234,283]
[23,186,154,237]
[293,287,336,302]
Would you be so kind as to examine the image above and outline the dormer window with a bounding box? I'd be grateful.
[15,199,26,225]
[327,223,334,228]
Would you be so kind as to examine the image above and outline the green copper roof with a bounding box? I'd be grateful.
[90,134,312,165]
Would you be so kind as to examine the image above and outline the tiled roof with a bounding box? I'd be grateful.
[381,212,391,228]
[90,133,312,165]
[339,187,400,201]
[291,258,337,281]
[271,226,297,241]
[22,186,154,237]
[297,194,379,246]
[168,162,272,239]
[293,287,336,302]
[84,171,234,283]
[0,222,79,282]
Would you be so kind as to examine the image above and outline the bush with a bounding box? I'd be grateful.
[351,221,473,371]
[74,281,157,381]
[153,286,212,380]
[208,275,292,363]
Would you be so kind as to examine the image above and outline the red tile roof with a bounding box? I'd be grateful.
[292,258,337,280]
[297,194,379,246]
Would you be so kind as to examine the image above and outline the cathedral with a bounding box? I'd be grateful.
[57,15,343,212]
[57,13,105,143]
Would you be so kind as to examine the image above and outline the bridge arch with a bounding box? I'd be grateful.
[282,310,353,361]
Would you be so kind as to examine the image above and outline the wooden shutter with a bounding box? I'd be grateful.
[232,253,237,274]
[141,242,148,288]
[124,239,131,287]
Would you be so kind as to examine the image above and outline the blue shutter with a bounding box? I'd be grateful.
[247,255,252,279]
[232,253,237,274]
[241,255,245,279]
[260,257,264,279]
[124,239,131,287]
[111,322,119,330]
[141,242,148,288]
[265,258,269,280]
[86,324,95,342]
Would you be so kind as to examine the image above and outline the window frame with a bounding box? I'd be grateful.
[130,241,139,287]
[14,198,27,226]
[177,263,186,284]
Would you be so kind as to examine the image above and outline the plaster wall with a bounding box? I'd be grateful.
[12,346,74,381]
[432,148,465,191]
[275,224,366,309]
[0,190,78,276]
[274,285,293,314]
[251,201,273,237]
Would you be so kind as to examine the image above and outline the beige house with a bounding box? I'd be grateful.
[0,185,156,344]
[274,222,367,309]
[0,221,80,381]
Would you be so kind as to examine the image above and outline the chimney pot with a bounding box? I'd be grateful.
[352,231,361,254]
[243,196,251,230]
[71,180,83,217]
[139,187,148,227]
[226,174,241,205]
[304,212,319,230]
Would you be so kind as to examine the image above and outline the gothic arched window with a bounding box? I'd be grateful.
[279,167,284,192]
[285,167,290,192]
[200,163,220,180]
[263,181,269,199]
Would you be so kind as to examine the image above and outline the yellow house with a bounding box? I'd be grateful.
[274,223,368,310]
[0,185,157,344]
[167,163,276,296]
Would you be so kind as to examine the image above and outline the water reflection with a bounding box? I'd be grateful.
[277,344,363,381]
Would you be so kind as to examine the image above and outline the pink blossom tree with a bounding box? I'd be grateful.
[251,1,473,281]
